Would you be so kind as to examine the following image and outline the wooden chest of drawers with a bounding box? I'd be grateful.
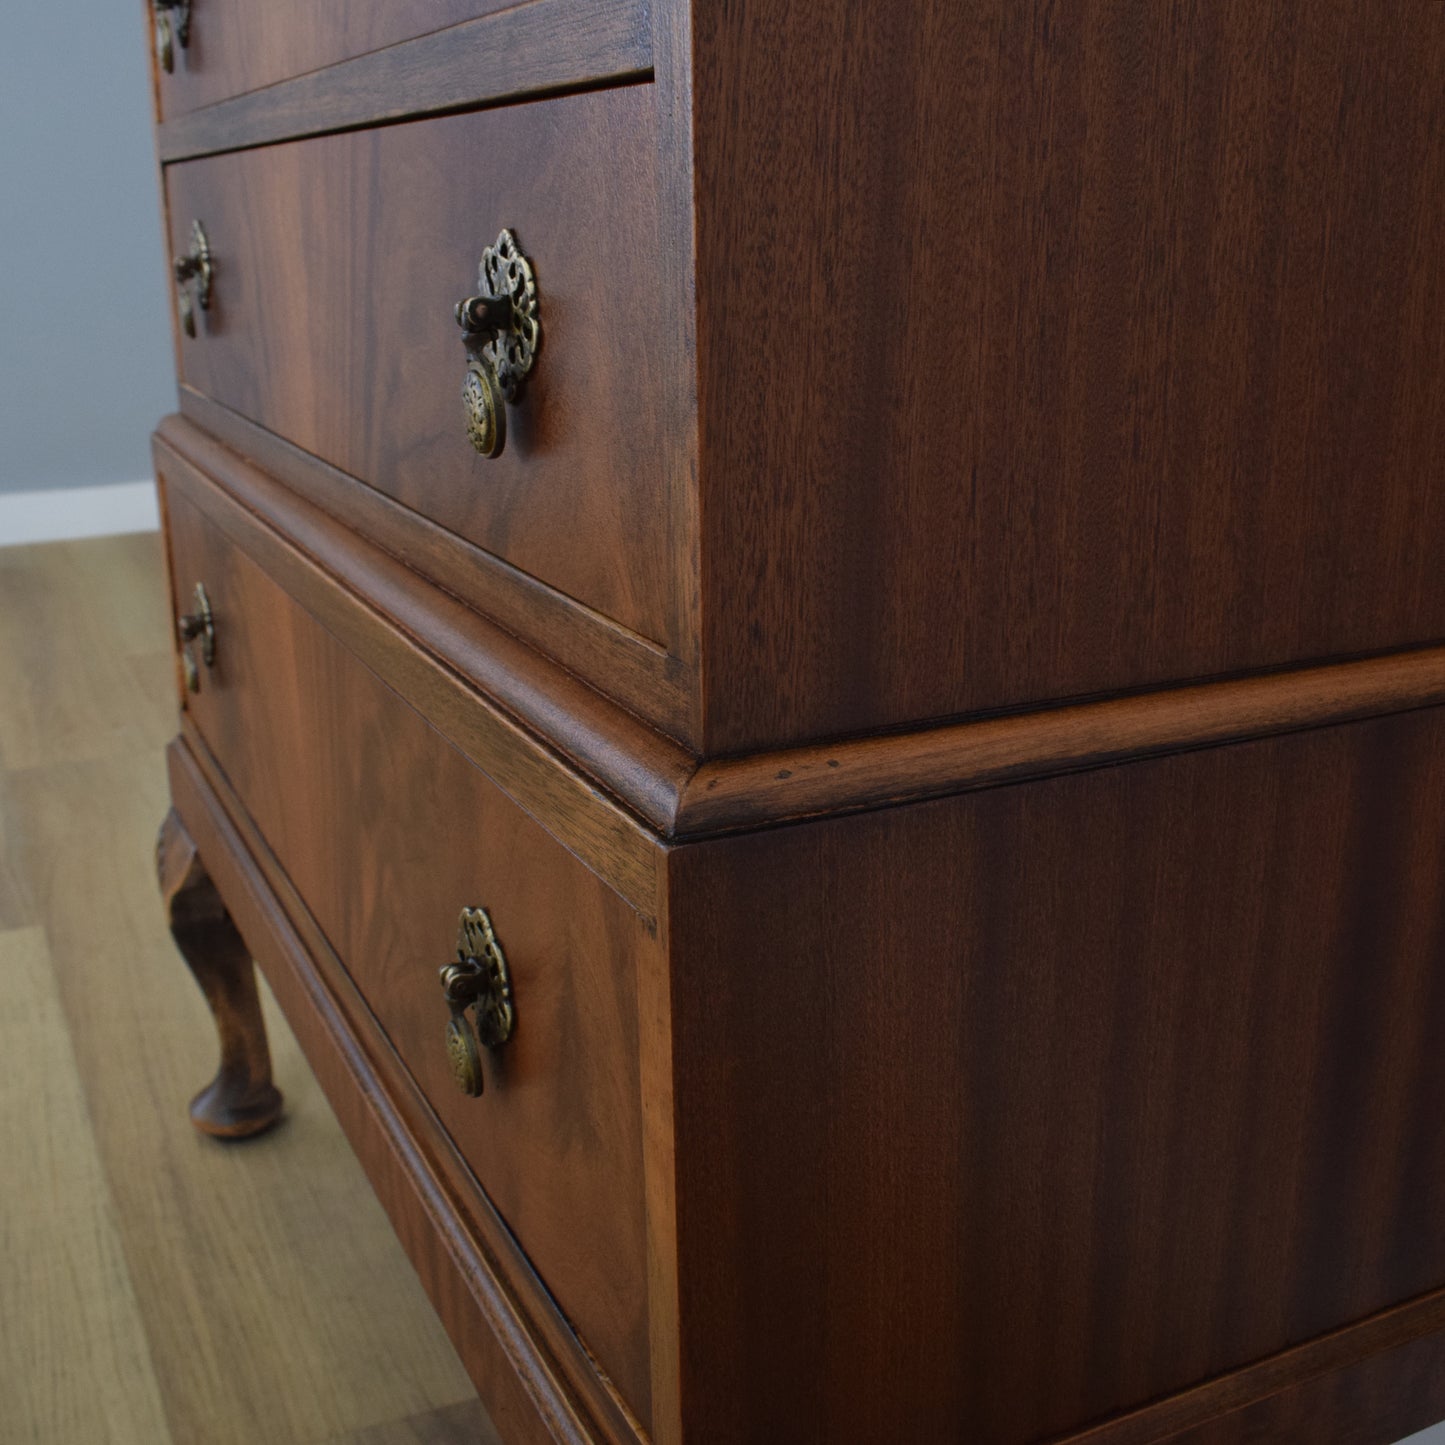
[145,4,1445,1441]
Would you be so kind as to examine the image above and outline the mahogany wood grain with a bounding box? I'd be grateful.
[155,0,652,158]
[690,0,1445,752]
[156,425,671,912]
[677,643,1445,836]
[164,84,691,662]
[1053,1287,1445,1445]
[162,487,657,1429]
[157,805,283,1138]
[173,731,647,1445]
[166,739,626,1445]
[175,391,692,741]
[157,415,1445,854]
[666,708,1445,1442]
[152,0,544,122]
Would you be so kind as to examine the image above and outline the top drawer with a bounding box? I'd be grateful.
[151,1,514,118]
[165,83,688,660]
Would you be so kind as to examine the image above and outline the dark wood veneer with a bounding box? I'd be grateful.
[666,708,1445,1442]
[1052,1286,1445,1444]
[164,485,658,1428]
[164,84,689,662]
[175,390,692,740]
[691,0,1445,751]
[160,413,1445,852]
[155,0,651,148]
[167,738,636,1445]
[156,425,670,912]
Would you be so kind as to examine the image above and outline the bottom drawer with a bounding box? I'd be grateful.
[159,464,656,1429]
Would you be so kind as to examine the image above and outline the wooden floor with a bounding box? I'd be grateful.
[0,533,499,1445]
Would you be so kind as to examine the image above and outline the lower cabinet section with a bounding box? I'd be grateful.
[161,477,657,1433]
[665,711,1445,1444]
[156,446,1445,1444]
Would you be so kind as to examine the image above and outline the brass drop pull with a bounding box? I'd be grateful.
[454,229,541,458]
[153,0,192,74]
[173,221,213,338]
[439,907,516,1097]
[177,582,214,694]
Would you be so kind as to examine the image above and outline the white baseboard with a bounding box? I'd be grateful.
[0,480,160,547]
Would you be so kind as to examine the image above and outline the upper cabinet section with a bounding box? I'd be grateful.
[150,1,522,118]
[690,1,1445,752]
[165,82,693,711]
[150,0,1445,761]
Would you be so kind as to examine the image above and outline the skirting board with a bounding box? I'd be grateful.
[0,480,159,546]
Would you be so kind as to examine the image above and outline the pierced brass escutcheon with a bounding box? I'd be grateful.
[154,1,192,74]
[438,907,516,1097]
[173,220,213,338]
[454,229,541,459]
[177,581,214,693]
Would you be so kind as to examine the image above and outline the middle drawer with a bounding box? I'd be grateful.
[165,82,684,657]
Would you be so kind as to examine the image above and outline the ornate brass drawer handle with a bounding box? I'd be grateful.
[439,906,516,1097]
[153,0,192,74]
[177,581,214,693]
[173,220,213,338]
[454,229,541,458]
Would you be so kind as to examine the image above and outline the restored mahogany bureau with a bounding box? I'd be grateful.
[143,3,1445,1442]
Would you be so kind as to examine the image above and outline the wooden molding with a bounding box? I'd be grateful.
[676,645,1445,836]
[157,0,653,162]
[1051,1285,1445,1444]
[175,391,694,743]
[156,422,671,918]
[157,416,1445,852]
[167,735,646,1445]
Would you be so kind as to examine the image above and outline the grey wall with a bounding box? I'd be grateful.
[0,3,176,494]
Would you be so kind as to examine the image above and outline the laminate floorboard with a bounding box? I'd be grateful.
[0,534,497,1445]
[0,923,174,1445]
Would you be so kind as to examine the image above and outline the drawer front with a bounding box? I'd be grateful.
[165,85,685,657]
[152,1,513,118]
[161,472,656,1429]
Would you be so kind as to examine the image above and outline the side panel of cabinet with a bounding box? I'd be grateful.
[665,709,1445,1442]
[693,1,1445,751]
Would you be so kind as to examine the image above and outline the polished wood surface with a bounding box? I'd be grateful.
[152,0,515,120]
[149,425,1445,1443]
[172,730,649,1445]
[175,390,691,739]
[156,413,1445,853]
[158,804,284,1137]
[156,0,1445,757]
[163,483,656,1428]
[156,423,668,912]
[165,82,690,660]
[155,0,653,160]
[678,643,1445,836]
[1056,1288,1445,1444]
[0,534,496,1445]
[135,1,1445,1439]
[691,0,1445,751]
[666,709,1445,1442]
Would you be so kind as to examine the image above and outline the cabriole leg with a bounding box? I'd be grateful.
[156,807,283,1139]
